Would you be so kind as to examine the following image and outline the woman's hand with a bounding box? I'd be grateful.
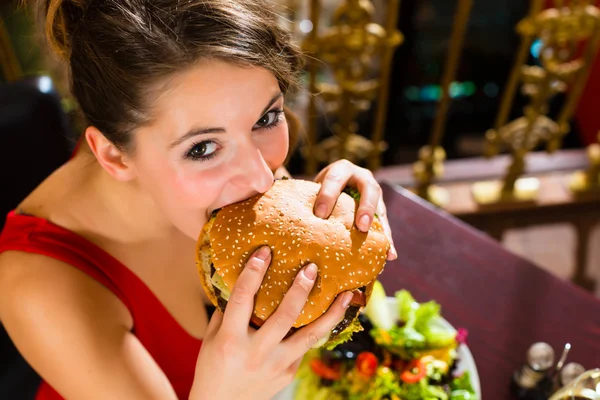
[313,159,398,260]
[190,246,353,400]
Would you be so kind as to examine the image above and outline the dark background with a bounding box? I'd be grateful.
[286,0,587,175]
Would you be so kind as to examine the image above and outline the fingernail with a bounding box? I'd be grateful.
[315,203,327,219]
[358,214,371,231]
[303,264,317,280]
[341,292,353,308]
[255,246,271,260]
[388,246,398,260]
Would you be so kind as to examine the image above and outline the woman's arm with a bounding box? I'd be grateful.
[0,252,179,400]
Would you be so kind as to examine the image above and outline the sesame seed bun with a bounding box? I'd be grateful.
[196,179,390,343]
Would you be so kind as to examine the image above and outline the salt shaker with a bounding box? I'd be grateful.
[511,342,555,400]
[559,363,586,387]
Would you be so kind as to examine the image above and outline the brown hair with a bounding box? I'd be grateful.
[40,0,304,152]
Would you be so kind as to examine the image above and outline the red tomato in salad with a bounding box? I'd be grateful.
[356,352,378,378]
[400,358,427,383]
[310,359,341,380]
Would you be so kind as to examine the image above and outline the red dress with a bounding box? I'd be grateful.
[0,211,203,399]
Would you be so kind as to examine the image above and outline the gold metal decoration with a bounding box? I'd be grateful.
[569,132,600,195]
[473,0,600,205]
[302,0,403,175]
[0,17,23,82]
[412,0,473,207]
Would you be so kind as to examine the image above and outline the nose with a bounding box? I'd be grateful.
[232,146,274,195]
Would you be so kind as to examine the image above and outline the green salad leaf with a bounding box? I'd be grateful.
[399,378,449,400]
[295,287,478,400]
[371,290,457,358]
[449,372,476,399]
[324,318,364,350]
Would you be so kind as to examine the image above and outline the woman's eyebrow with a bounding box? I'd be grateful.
[169,126,226,149]
[169,91,283,149]
[259,92,284,117]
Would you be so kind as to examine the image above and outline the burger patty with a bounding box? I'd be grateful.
[330,286,367,337]
[210,264,229,312]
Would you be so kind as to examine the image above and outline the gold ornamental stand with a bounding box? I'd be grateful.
[472,0,600,206]
[302,0,403,175]
[569,132,600,197]
[411,0,473,207]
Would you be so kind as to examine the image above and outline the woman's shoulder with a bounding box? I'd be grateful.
[16,154,92,220]
[0,249,133,331]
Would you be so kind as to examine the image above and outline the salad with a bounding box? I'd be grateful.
[294,282,477,400]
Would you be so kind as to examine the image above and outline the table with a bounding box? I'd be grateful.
[445,172,600,291]
[377,183,600,400]
[374,150,600,293]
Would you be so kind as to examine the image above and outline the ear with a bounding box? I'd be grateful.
[85,126,136,181]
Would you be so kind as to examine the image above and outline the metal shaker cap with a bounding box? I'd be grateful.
[560,363,586,386]
[527,342,555,371]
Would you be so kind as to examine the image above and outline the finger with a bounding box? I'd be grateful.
[257,263,318,345]
[376,200,397,260]
[221,246,271,333]
[205,309,224,338]
[282,291,353,361]
[286,356,303,375]
[353,173,381,232]
[313,165,353,219]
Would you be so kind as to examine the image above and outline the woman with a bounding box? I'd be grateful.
[0,0,397,399]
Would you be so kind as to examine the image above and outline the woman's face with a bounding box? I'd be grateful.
[130,61,289,239]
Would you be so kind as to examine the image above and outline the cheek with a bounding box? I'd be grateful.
[139,156,223,212]
[168,168,225,208]
[258,124,290,170]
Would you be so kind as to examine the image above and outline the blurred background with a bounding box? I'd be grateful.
[1,0,599,297]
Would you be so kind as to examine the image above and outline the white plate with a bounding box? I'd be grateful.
[273,296,481,400]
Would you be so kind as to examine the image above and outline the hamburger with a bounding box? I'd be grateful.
[196,178,390,349]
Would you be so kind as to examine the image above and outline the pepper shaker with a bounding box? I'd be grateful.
[511,342,555,400]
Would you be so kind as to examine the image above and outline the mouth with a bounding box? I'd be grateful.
[206,207,222,220]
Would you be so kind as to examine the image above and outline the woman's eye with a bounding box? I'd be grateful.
[186,141,219,161]
[254,110,283,129]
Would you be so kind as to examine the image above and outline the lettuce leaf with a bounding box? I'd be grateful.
[324,318,364,350]
[355,368,402,400]
[393,290,457,351]
[449,372,476,399]
[399,379,449,400]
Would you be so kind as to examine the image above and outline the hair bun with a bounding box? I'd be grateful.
[43,0,87,60]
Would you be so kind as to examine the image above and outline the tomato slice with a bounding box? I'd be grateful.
[310,359,341,380]
[400,358,427,383]
[356,351,378,378]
